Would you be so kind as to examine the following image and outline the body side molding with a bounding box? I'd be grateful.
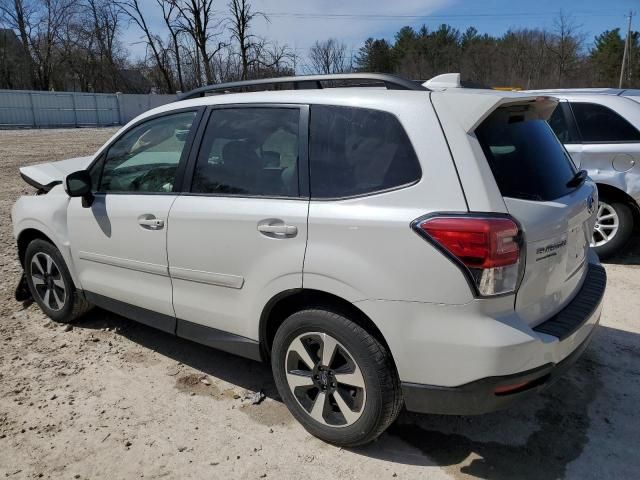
[169,266,244,289]
[79,251,168,276]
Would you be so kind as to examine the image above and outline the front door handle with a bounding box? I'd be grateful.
[257,220,298,238]
[138,215,165,230]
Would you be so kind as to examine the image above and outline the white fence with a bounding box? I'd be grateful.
[0,90,177,128]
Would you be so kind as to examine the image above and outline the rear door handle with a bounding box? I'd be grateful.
[138,215,165,230]
[257,220,298,237]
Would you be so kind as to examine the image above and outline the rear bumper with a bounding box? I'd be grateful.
[402,321,597,414]
[400,263,606,415]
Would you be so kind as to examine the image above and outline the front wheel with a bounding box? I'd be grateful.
[271,308,402,446]
[24,239,92,323]
[591,198,634,260]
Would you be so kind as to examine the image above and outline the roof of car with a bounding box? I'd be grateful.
[123,74,560,138]
[141,83,547,114]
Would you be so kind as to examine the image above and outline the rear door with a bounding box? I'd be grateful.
[475,107,597,326]
[167,105,309,342]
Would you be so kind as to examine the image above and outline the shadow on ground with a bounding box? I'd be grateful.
[603,233,640,266]
[72,307,640,479]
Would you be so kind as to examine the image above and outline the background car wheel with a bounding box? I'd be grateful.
[271,308,402,447]
[24,239,92,323]
[591,197,634,260]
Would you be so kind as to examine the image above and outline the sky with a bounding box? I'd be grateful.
[122,0,639,70]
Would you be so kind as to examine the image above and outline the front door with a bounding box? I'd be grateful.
[167,105,309,343]
[67,110,200,332]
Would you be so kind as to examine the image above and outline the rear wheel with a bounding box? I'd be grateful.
[591,197,634,260]
[271,308,402,446]
[24,239,92,323]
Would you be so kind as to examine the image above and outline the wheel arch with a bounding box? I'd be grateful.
[17,228,56,267]
[596,183,640,225]
[16,227,82,289]
[259,289,395,366]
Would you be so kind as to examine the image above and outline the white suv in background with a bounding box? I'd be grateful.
[533,88,640,258]
[12,74,606,446]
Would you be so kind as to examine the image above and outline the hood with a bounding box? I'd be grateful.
[19,155,94,191]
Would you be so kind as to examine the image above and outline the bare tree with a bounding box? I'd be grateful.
[1,0,79,89]
[309,38,348,74]
[0,0,37,86]
[227,0,265,79]
[545,11,584,85]
[37,0,79,89]
[258,42,294,73]
[117,0,175,91]
[157,0,184,91]
[170,0,225,85]
[83,0,124,90]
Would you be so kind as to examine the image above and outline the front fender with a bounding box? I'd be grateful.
[12,190,81,289]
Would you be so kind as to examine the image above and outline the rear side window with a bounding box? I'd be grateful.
[570,102,640,142]
[192,108,301,197]
[309,105,421,198]
[476,110,577,201]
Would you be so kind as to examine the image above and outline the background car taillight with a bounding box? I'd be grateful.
[413,215,523,296]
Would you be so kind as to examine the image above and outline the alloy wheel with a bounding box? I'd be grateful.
[285,332,366,428]
[591,201,620,247]
[30,252,66,311]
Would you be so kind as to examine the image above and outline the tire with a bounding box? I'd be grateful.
[592,197,634,260]
[24,239,92,323]
[271,308,402,447]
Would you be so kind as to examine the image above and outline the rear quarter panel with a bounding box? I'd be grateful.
[303,98,473,304]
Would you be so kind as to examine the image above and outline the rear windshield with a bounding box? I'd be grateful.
[475,111,577,201]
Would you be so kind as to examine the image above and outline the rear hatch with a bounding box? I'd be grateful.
[475,105,597,326]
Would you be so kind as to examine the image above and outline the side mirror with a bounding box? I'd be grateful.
[65,170,94,207]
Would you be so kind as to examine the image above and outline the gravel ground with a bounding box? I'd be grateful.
[0,128,639,480]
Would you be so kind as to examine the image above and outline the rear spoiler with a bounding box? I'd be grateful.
[432,90,558,133]
[424,72,558,132]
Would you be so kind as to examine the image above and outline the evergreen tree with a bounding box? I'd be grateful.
[589,28,639,87]
[355,38,394,72]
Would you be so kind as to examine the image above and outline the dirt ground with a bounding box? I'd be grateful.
[0,128,639,480]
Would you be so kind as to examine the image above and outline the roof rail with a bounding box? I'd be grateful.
[177,73,427,100]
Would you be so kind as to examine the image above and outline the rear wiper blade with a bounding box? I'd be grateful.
[566,169,588,188]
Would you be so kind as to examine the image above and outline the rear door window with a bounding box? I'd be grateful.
[476,109,577,201]
[570,102,640,142]
[309,105,421,198]
[191,107,301,197]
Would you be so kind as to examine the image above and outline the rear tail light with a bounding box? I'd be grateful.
[413,215,523,296]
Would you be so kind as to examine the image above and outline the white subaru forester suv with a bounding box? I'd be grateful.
[12,73,606,446]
